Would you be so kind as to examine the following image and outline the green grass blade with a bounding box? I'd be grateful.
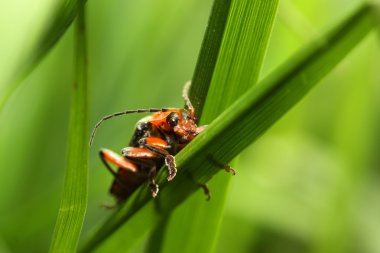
[82,0,233,251]
[201,0,279,121]
[157,1,279,253]
[0,0,82,112]
[49,2,88,252]
[80,3,376,252]
[145,1,233,251]
[189,0,232,118]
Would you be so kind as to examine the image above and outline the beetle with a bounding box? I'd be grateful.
[90,81,234,203]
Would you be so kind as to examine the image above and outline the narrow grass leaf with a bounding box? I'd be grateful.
[145,1,233,251]
[49,2,88,252]
[80,3,375,252]
[0,0,82,112]
[157,1,279,253]
[188,0,232,118]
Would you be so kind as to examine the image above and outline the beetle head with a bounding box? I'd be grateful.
[167,109,198,142]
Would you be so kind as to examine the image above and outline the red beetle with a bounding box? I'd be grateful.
[90,82,234,203]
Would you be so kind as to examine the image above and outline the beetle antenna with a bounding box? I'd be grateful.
[182,81,194,118]
[89,108,172,147]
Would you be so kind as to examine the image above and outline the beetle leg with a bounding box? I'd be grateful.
[206,155,236,175]
[148,166,159,198]
[100,149,142,194]
[121,147,169,196]
[138,137,177,181]
[184,171,212,200]
[100,149,139,176]
[164,155,176,181]
[121,146,174,195]
[121,147,160,159]
[139,136,171,149]
[223,165,236,175]
[199,183,211,201]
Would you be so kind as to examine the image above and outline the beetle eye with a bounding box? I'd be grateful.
[167,113,179,127]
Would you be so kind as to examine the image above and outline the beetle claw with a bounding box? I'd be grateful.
[165,155,177,181]
[149,183,159,198]
[198,183,211,201]
[224,165,236,175]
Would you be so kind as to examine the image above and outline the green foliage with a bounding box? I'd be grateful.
[80,2,376,252]
[49,1,88,252]
[189,0,232,118]
[0,0,82,111]
[0,1,379,253]
[158,1,279,253]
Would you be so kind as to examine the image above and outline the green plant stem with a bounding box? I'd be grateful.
[158,1,279,253]
[145,1,233,251]
[49,1,88,252]
[80,3,375,252]
[189,0,232,118]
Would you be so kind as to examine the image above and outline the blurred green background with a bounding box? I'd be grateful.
[0,0,379,252]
